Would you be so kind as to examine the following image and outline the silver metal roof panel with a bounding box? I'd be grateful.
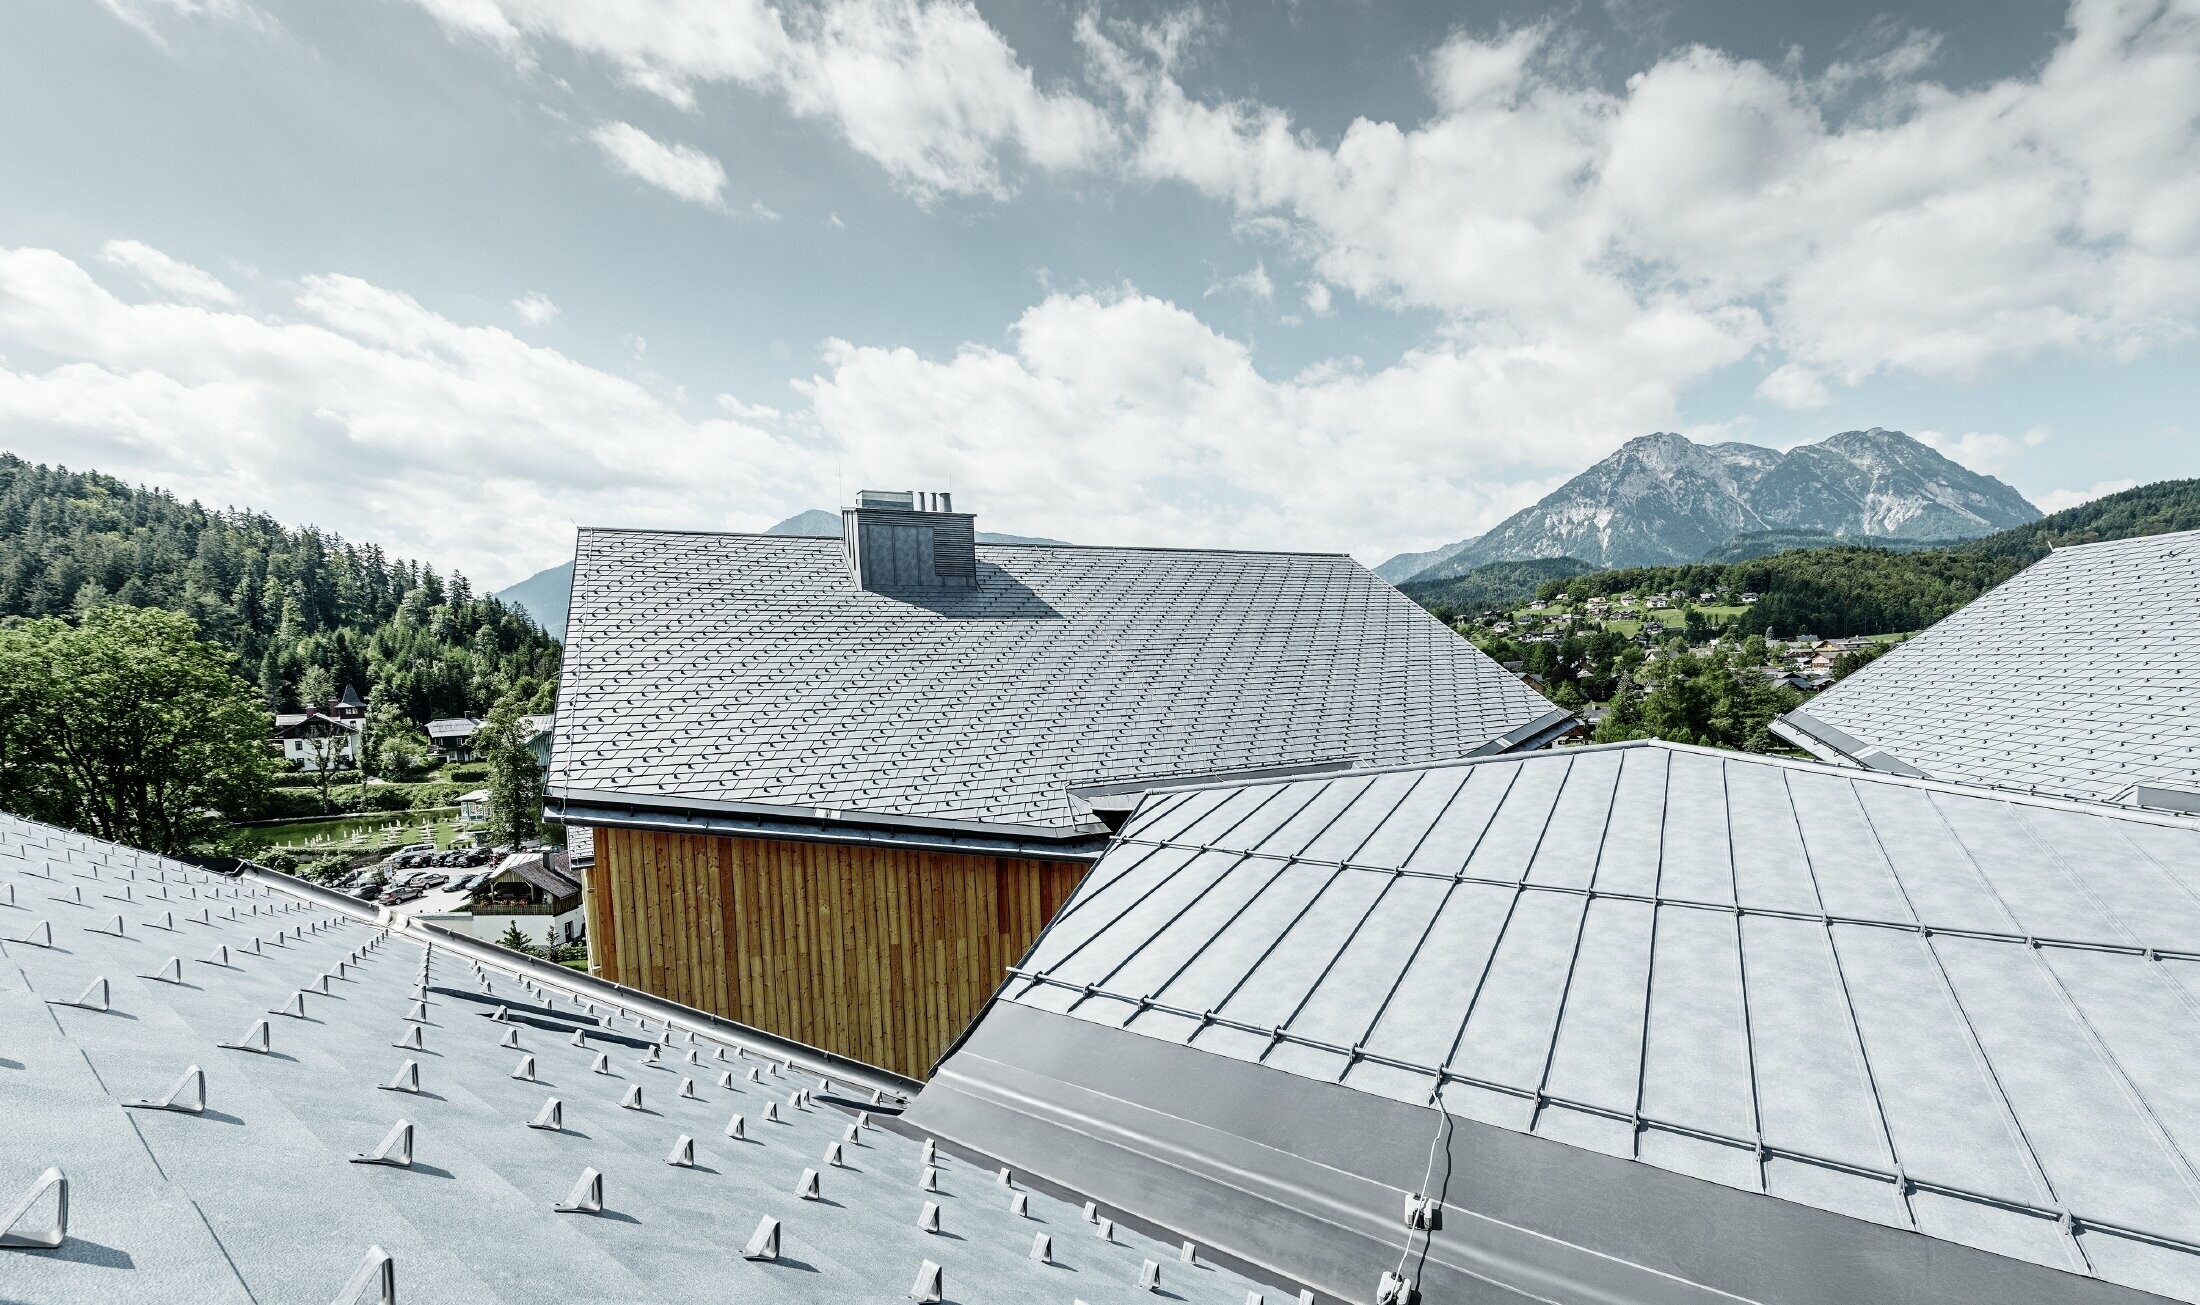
[1780,529,2200,803]
[551,529,1558,840]
[966,742,2200,1303]
[0,813,1288,1304]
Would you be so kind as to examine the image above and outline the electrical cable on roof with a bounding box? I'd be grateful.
[1392,1080,1455,1295]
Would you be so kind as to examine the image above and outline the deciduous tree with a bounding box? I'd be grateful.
[0,606,274,853]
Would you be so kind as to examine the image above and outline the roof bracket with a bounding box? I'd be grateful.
[331,1244,394,1305]
[221,1018,272,1055]
[919,1200,941,1233]
[1030,1232,1052,1264]
[512,1055,537,1082]
[123,1065,205,1114]
[529,1097,564,1131]
[0,1167,67,1251]
[724,1113,746,1140]
[909,1258,944,1303]
[349,1120,414,1168]
[666,1135,695,1168]
[139,956,184,984]
[382,1060,422,1094]
[1376,1270,1417,1304]
[741,1216,780,1261]
[554,1168,603,1215]
[48,977,109,1012]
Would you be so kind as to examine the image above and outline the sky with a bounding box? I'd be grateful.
[0,0,2195,589]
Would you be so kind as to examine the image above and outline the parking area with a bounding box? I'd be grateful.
[327,843,502,911]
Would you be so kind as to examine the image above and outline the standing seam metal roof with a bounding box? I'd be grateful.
[1001,741,2200,1303]
[1778,528,2200,804]
[549,529,1560,840]
[0,814,1285,1304]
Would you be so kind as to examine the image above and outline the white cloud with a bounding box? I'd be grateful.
[1207,262,1273,301]
[2035,478,2138,513]
[1755,363,1830,409]
[99,239,236,305]
[795,287,1751,557]
[99,0,269,43]
[0,242,1735,581]
[1084,1,2200,387]
[1303,281,1333,316]
[589,121,727,206]
[410,0,1115,200]
[0,244,815,587]
[1914,426,2050,475]
[511,291,560,326]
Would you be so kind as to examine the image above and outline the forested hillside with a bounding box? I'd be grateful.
[1399,557,1594,615]
[0,454,559,722]
[1531,478,2200,638]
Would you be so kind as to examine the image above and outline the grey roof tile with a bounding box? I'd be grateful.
[1784,529,2200,805]
[1000,742,2200,1301]
[0,814,1284,1304]
[551,530,1558,839]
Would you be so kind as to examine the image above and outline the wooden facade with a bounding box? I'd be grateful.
[583,827,1089,1080]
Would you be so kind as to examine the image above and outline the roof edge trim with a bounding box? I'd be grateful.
[547,791,1109,862]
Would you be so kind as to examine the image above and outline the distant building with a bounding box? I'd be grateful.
[268,682,367,769]
[269,710,359,770]
[550,490,1571,1077]
[425,716,481,762]
[467,850,584,945]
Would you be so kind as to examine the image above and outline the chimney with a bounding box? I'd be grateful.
[842,490,977,592]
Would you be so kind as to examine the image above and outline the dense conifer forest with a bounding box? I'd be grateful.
[0,454,560,723]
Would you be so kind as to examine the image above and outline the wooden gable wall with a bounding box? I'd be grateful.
[583,827,1088,1080]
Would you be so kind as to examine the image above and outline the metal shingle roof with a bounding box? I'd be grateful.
[1779,529,2200,804]
[550,529,1561,840]
[0,814,1287,1304]
[997,742,2200,1302]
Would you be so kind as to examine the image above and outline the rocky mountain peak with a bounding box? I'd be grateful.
[1378,428,2040,583]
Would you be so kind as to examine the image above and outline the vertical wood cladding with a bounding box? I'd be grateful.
[584,827,1088,1080]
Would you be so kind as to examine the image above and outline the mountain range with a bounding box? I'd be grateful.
[496,510,1065,637]
[1378,428,2041,583]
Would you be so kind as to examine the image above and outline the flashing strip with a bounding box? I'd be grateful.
[546,789,1109,861]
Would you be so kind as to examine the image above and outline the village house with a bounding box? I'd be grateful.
[466,849,585,945]
[425,715,481,762]
[268,684,366,770]
[547,490,1572,1077]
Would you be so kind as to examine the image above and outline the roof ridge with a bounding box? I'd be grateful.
[574,524,1357,561]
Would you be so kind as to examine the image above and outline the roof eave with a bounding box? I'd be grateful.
[544,786,1111,862]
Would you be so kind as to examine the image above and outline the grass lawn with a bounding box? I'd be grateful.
[234,806,466,854]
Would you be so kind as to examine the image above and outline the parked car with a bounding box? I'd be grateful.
[412,874,448,891]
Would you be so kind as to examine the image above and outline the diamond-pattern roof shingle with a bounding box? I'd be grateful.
[551,529,1561,840]
[0,813,1289,1304]
[996,743,2200,1302]
[1780,529,2200,804]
